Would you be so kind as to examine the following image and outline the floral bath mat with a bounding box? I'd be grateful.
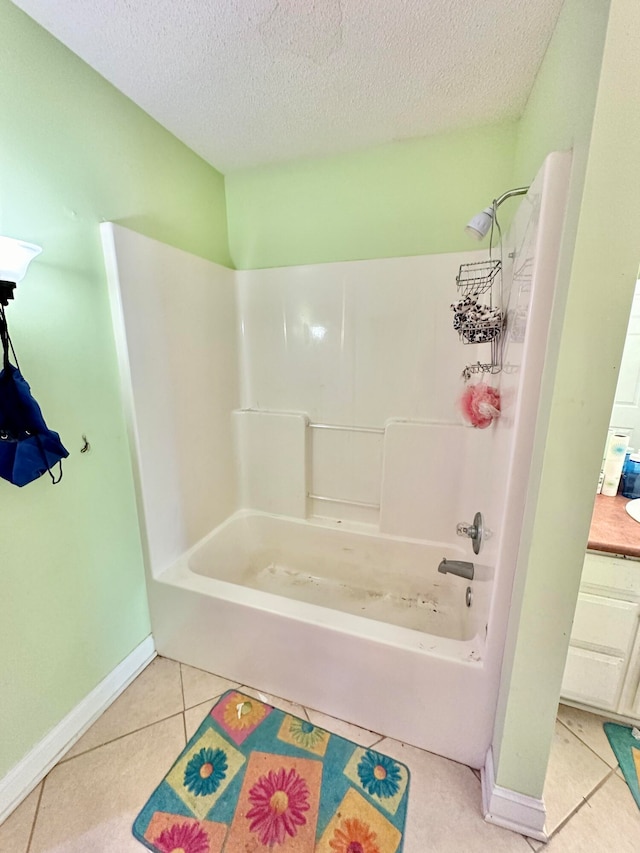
[603,722,640,809]
[133,689,410,852]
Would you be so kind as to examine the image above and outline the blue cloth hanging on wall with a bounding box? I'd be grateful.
[0,308,68,486]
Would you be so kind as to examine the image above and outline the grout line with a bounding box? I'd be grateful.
[368,736,386,749]
[301,702,386,743]
[544,768,616,842]
[181,711,188,745]
[184,691,233,713]
[302,707,312,722]
[555,717,617,771]
[57,711,185,764]
[178,664,186,712]
[584,766,617,803]
[238,684,296,714]
[25,778,45,853]
[545,796,590,841]
[525,836,539,852]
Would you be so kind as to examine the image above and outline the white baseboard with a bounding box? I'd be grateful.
[0,634,156,824]
[481,747,548,843]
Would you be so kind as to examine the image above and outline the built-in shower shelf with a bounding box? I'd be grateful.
[308,422,384,435]
[307,493,381,510]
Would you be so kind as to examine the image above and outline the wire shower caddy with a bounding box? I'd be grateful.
[452,259,505,378]
[455,259,501,296]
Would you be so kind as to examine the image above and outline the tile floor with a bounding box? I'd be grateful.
[1,657,639,852]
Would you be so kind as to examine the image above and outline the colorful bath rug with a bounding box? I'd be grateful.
[133,689,410,852]
[603,722,640,809]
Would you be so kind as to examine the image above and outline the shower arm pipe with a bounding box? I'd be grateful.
[493,187,529,210]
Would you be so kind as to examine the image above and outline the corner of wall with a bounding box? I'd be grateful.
[492,0,640,800]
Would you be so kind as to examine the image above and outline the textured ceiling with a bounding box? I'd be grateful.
[11,0,565,172]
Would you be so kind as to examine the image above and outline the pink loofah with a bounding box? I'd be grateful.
[459,381,501,429]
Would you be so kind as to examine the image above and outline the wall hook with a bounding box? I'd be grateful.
[80,434,90,453]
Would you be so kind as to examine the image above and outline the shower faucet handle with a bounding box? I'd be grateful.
[456,512,483,555]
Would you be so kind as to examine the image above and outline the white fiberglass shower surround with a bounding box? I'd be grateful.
[103,152,569,770]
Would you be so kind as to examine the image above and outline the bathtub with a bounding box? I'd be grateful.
[150,510,495,767]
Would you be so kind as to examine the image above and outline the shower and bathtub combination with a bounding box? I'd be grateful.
[102,152,569,770]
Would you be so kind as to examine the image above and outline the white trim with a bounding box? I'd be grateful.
[481,747,548,842]
[560,697,640,727]
[0,635,156,824]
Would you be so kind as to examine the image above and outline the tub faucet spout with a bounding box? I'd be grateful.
[438,558,474,580]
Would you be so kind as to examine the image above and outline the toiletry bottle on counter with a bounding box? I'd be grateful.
[596,434,612,494]
[622,453,640,499]
[601,433,630,496]
[619,449,633,493]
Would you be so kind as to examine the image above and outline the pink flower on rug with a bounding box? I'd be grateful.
[246,766,310,845]
[154,820,210,853]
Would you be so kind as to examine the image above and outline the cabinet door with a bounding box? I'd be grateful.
[581,552,640,601]
[562,646,626,710]
[570,594,639,655]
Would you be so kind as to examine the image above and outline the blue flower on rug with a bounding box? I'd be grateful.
[357,750,401,799]
[288,718,327,750]
[183,747,228,797]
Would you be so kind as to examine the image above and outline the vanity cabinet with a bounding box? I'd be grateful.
[561,551,640,719]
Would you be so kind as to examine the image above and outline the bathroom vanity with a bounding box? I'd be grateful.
[561,494,640,720]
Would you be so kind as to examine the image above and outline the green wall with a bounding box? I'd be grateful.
[0,1,230,778]
[225,121,518,270]
[491,0,640,801]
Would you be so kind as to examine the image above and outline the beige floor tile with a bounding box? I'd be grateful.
[377,738,531,852]
[30,715,185,853]
[0,783,41,853]
[543,773,640,852]
[238,685,307,719]
[180,663,238,710]
[557,704,617,768]
[64,657,183,759]
[542,720,611,835]
[305,707,382,748]
[184,700,216,740]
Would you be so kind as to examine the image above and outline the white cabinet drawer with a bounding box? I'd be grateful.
[582,552,640,599]
[562,646,626,710]
[571,593,639,654]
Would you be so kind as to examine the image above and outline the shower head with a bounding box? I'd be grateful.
[464,187,530,241]
[465,207,494,240]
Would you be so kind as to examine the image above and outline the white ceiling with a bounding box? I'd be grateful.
[12,0,565,173]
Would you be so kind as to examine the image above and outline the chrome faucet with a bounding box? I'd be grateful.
[438,558,474,580]
[456,511,483,554]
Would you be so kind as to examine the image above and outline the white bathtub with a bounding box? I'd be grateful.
[150,511,494,767]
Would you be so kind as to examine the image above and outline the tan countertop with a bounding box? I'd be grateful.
[588,493,640,558]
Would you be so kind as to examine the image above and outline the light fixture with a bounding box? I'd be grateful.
[0,236,42,307]
[465,187,530,241]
